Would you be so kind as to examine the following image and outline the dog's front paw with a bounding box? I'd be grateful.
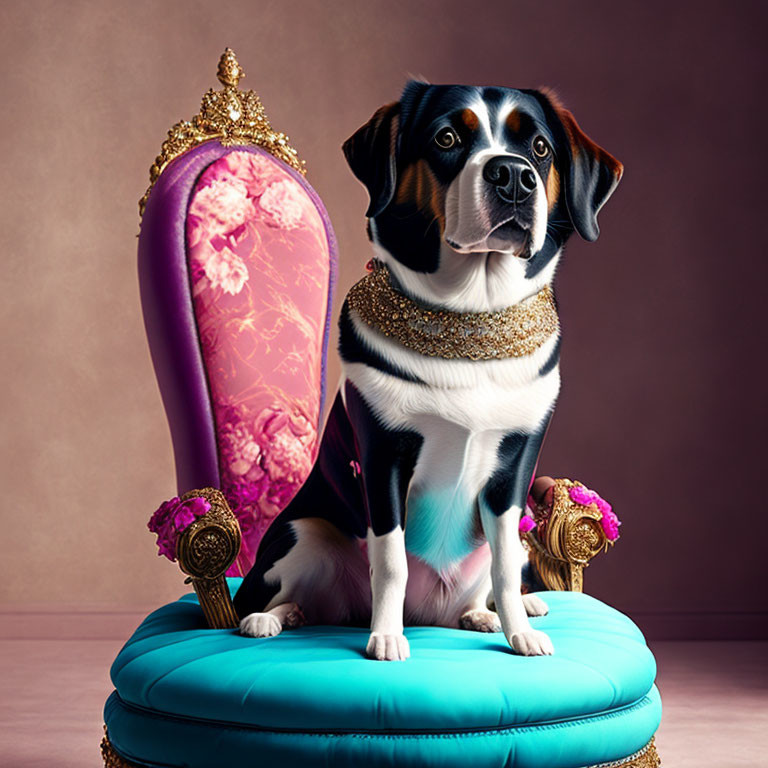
[509,628,554,656]
[239,612,282,638]
[522,593,549,617]
[459,609,502,633]
[366,632,410,661]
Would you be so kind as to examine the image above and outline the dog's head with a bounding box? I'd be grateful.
[343,83,623,308]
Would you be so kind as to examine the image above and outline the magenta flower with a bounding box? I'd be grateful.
[519,514,536,534]
[569,485,598,507]
[569,484,621,542]
[600,508,621,541]
[148,496,211,561]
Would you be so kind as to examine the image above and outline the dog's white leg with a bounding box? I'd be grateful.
[459,575,501,632]
[480,506,553,656]
[482,589,549,621]
[459,607,502,632]
[522,593,549,617]
[366,527,410,661]
[239,602,305,638]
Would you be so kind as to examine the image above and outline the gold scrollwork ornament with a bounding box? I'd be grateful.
[523,478,616,592]
[175,487,242,629]
[139,47,305,217]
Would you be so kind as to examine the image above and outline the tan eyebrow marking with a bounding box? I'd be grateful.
[505,109,521,133]
[460,108,479,131]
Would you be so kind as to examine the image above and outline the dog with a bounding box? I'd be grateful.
[234,81,622,660]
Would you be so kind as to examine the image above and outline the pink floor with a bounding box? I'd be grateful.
[0,637,765,767]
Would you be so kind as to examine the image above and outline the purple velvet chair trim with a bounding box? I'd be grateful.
[139,143,227,492]
[139,141,337,496]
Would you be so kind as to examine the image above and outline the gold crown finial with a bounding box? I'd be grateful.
[217,48,244,88]
[140,48,306,217]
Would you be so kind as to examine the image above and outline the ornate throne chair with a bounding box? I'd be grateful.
[102,50,661,768]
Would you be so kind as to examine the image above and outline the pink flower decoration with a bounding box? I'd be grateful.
[569,485,621,542]
[519,514,536,534]
[189,177,253,235]
[259,179,304,229]
[262,420,313,486]
[208,152,275,197]
[217,404,317,571]
[221,420,262,477]
[201,244,249,296]
[147,496,211,561]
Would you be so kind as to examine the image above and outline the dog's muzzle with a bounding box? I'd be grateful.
[443,151,544,258]
[483,156,537,205]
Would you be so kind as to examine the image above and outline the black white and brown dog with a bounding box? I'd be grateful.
[234,82,622,659]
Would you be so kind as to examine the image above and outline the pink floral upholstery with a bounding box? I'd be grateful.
[186,150,332,575]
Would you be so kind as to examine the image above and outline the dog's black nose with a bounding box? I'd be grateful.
[483,156,537,204]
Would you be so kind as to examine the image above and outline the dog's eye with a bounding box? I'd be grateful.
[434,127,460,149]
[532,136,550,158]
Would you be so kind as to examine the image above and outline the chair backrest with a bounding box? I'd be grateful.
[138,54,337,576]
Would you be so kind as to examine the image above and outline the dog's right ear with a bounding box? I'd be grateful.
[342,101,400,218]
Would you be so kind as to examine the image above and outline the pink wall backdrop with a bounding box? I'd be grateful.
[0,0,765,637]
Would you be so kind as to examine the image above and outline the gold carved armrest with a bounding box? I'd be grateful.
[176,488,241,628]
[523,478,616,592]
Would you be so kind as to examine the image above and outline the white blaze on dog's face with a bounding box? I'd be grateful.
[343,83,623,311]
[443,98,551,260]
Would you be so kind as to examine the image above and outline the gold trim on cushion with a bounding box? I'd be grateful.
[347,261,559,360]
[582,737,661,767]
[101,728,139,768]
[176,487,241,629]
[139,48,305,217]
[101,729,660,767]
[524,478,615,592]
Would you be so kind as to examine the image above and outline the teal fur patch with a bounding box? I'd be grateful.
[404,487,477,571]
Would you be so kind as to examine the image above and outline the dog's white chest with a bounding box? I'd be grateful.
[343,328,560,435]
[343,337,560,572]
[403,419,501,570]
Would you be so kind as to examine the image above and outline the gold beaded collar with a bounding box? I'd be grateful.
[346,262,559,361]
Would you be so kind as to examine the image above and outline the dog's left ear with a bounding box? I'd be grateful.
[342,101,401,218]
[530,89,624,242]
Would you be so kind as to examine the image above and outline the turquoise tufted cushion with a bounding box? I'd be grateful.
[104,579,660,768]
